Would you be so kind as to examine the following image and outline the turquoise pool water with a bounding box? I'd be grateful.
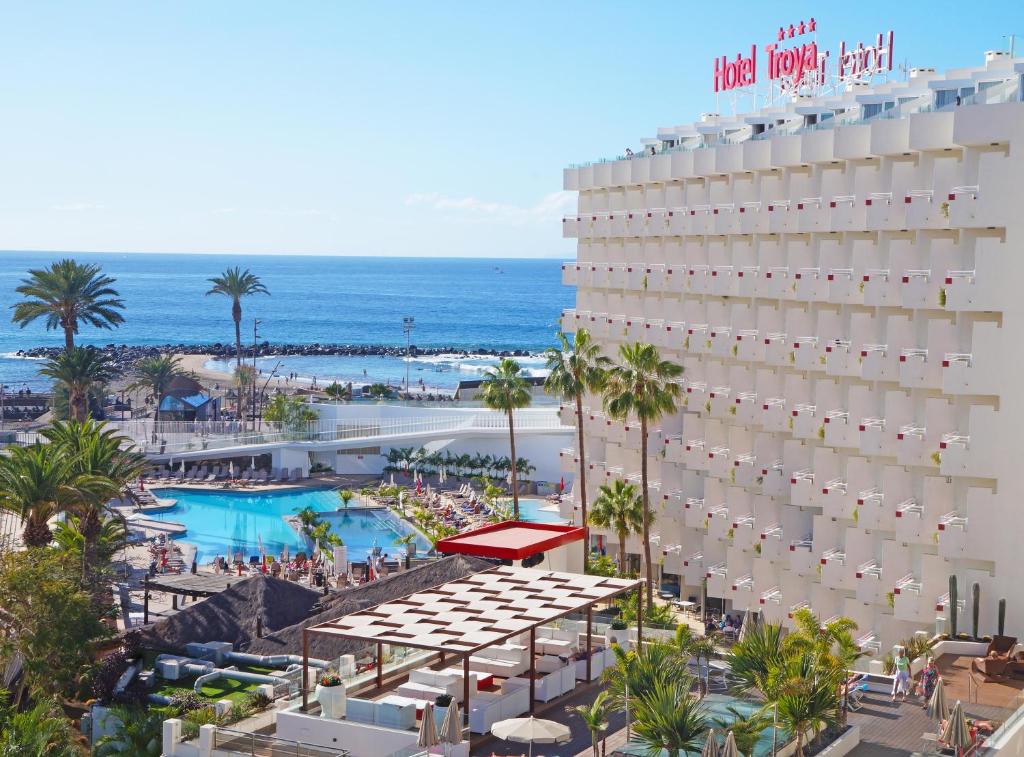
[149,487,426,564]
[516,497,568,524]
[615,694,786,756]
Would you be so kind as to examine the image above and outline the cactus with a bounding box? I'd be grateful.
[972,582,981,640]
[999,598,1007,637]
[948,575,958,637]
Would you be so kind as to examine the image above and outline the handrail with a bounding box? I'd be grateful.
[856,560,881,579]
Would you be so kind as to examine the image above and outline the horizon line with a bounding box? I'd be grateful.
[0,248,570,260]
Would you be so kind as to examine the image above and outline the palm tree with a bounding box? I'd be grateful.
[0,695,84,756]
[726,621,786,698]
[630,678,708,756]
[324,381,350,401]
[0,444,103,548]
[38,346,116,422]
[603,342,682,604]
[566,690,610,757]
[786,607,862,722]
[544,328,610,569]
[205,267,269,370]
[770,652,842,757]
[672,624,720,698]
[588,479,645,577]
[602,641,692,741]
[11,259,125,352]
[126,354,184,425]
[479,358,532,518]
[93,705,163,756]
[713,705,774,757]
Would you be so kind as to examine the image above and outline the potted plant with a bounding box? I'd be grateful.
[315,670,346,719]
[434,693,453,730]
[607,618,628,646]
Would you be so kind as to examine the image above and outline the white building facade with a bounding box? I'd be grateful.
[558,50,1024,654]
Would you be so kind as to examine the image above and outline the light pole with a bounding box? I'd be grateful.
[402,316,415,393]
[252,319,262,431]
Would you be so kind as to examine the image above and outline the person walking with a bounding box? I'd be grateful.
[892,646,912,702]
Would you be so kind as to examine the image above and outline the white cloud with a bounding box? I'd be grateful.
[404,190,574,224]
[52,202,104,212]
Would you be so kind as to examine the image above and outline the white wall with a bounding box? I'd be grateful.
[276,708,419,757]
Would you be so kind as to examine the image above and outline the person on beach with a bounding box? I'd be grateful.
[892,646,912,701]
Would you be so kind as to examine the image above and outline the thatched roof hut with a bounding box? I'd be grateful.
[133,574,323,653]
[248,554,493,659]
[135,555,494,657]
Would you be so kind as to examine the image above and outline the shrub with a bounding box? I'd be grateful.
[610,618,628,631]
[246,691,273,711]
[169,691,207,714]
[435,694,453,707]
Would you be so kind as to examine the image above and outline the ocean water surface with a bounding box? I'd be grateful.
[0,251,573,390]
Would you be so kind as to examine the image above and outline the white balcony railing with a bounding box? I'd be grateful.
[857,488,883,506]
[706,562,728,578]
[856,560,882,579]
[894,573,922,596]
[938,511,968,531]
[760,523,783,540]
[856,632,882,654]
[732,574,754,591]
[760,586,783,605]
[895,499,922,518]
[821,548,846,565]
[939,433,969,450]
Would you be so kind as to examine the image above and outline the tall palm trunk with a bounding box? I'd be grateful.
[507,408,520,518]
[576,394,590,570]
[79,507,105,608]
[617,529,628,577]
[62,320,74,353]
[70,387,85,423]
[23,516,52,549]
[233,299,244,427]
[640,417,653,605]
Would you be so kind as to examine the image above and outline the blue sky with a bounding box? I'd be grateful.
[0,1,1019,258]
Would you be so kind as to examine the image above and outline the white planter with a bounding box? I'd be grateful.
[315,683,347,719]
[606,627,628,646]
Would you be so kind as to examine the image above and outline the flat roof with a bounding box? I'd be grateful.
[305,564,641,655]
[145,572,247,597]
[435,521,584,560]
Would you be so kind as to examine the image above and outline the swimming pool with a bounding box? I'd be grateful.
[149,487,427,564]
[615,693,786,756]
[516,497,568,524]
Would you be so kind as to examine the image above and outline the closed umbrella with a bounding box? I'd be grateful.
[737,607,753,643]
[418,701,439,749]
[720,731,739,757]
[492,716,571,757]
[701,728,720,757]
[940,700,972,756]
[928,677,949,722]
[439,701,462,755]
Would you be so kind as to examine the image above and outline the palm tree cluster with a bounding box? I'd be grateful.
[727,608,862,756]
[382,447,535,481]
[544,330,682,602]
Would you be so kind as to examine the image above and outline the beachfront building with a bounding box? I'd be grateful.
[559,48,1024,655]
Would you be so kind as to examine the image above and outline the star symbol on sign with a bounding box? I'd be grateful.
[798,20,806,35]
[788,24,796,38]
[808,17,816,32]
[778,27,786,41]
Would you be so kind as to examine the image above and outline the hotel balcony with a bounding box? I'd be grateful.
[560,309,578,333]
[646,208,671,237]
[731,514,757,551]
[788,535,816,576]
[684,497,708,529]
[687,267,712,297]
[682,438,707,471]
[936,510,975,560]
[792,337,823,373]
[759,586,784,612]
[663,434,684,465]
[661,543,684,576]
[760,459,787,498]
[682,551,705,586]
[706,505,732,541]
[708,386,733,420]
[834,123,872,160]
[630,155,652,184]
[733,393,760,427]
[790,403,820,441]
[761,267,791,300]
[742,139,771,171]
[823,410,858,450]
[667,207,691,235]
[643,263,667,293]
[820,478,856,520]
[943,236,1004,311]
[829,195,866,231]
[863,269,900,307]
[855,631,883,657]
[858,417,892,457]
[592,212,610,237]
[690,205,713,235]
[860,344,897,383]
[827,268,861,305]
[713,204,741,235]
[942,343,1000,397]
[705,561,730,597]
[794,266,829,301]
[904,190,948,230]
[611,158,630,186]
[896,425,933,468]
[855,560,884,604]
[900,268,941,311]
[733,328,763,362]
[739,202,768,233]
[899,348,941,391]
[865,192,904,231]
[796,198,829,233]
[562,215,579,238]
[758,524,785,561]
[947,185,990,228]
[824,340,857,378]
[894,499,927,543]
[707,445,732,479]
[730,573,755,610]
[684,380,707,410]
[892,574,934,624]
[787,600,812,621]
[820,548,855,591]
[871,114,911,155]
[558,448,579,474]
[709,326,734,358]
[939,414,997,479]
[763,332,790,368]
[856,489,892,532]
[934,591,966,619]
[767,201,794,233]
[770,134,803,167]
[801,129,835,164]
[709,267,737,298]
[761,396,789,435]
[561,262,579,287]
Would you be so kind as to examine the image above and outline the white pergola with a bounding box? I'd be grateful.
[302,565,645,731]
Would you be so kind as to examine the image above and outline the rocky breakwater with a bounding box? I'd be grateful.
[17,343,538,372]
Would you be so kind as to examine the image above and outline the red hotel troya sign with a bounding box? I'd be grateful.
[713,19,894,94]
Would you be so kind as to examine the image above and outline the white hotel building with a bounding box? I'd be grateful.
[558,50,1024,654]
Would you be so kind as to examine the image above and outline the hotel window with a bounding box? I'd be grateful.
[935,89,957,109]
[862,103,882,119]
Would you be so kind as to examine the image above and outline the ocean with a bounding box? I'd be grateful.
[0,251,573,391]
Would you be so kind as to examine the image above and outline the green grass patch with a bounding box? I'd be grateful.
[153,666,275,705]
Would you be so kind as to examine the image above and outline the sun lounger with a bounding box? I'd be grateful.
[240,469,252,483]
[205,467,219,482]
[291,467,303,481]
[973,635,1019,679]
[254,470,267,484]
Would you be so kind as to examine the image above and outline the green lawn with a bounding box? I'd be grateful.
[153,664,279,705]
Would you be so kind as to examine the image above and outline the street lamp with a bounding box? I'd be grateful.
[252,319,262,430]
[402,316,415,393]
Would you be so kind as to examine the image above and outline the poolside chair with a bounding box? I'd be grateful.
[214,466,228,481]
[254,470,267,484]
[268,467,279,482]
[205,466,220,483]
[240,469,252,483]
[291,467,303,481]
[280,469,292,483]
